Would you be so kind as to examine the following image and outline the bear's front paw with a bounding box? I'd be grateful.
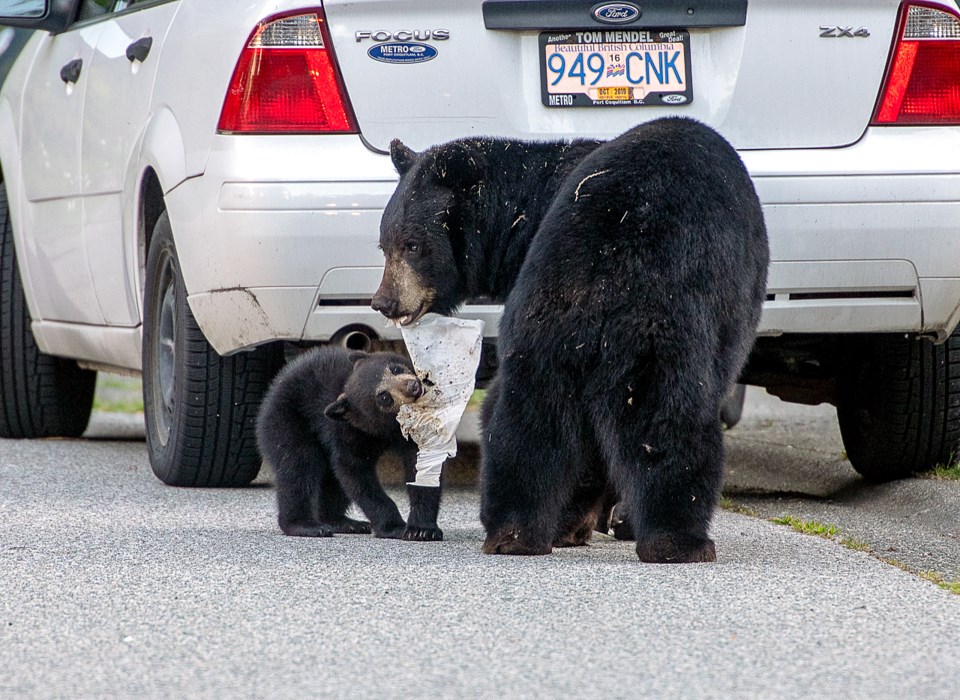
[482,527,552,556]
[635,532,716,563]
[280,522,334,538]
[374,524,407,540]
[402,525,444,542]
[329,517,372,535]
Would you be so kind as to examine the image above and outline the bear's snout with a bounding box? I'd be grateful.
[405,379,423,400]
[371,293,399,319]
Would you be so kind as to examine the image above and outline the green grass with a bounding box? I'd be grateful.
[770,515,840,539]
[92,396,144,414]
[92,375,144,414]
[767,516,960,596]
[921,462,960,481]
[718,496,759,518]
[467,389,486,409]
[918,571,960,595]
[838,536,871,552]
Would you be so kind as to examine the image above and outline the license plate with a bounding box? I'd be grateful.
[539,30,693,107]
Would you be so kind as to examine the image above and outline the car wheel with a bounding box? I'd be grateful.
[836,330,960,482]
[0,181,96,438]
[720,383,746,429]
[142,211,282,486]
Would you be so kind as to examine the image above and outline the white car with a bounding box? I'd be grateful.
[0,0,958,485]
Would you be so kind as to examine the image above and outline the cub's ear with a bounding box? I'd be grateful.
[390,139,419,175]
[324,394,351,422]
[431,141,484,189]
[347,350,368,364]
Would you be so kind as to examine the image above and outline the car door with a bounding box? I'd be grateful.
[81,0,179,325]
[17,6,105,324]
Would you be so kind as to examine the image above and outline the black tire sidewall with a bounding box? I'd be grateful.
[0,179,95,438]
[143,212,188,484]
[142,212,283,487]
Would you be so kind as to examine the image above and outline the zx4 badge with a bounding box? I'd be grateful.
[820,25,871,38]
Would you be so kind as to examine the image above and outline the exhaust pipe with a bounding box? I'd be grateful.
[331,328,373,352]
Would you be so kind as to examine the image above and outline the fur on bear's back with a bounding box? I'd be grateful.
[499,118,768,405]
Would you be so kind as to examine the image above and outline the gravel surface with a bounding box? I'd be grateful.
[724,388,960,580]
[2,410,959,698]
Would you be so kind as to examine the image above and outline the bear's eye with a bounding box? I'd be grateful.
[390,365,404,375]
[405,242,419,254]
[377,391,394,407]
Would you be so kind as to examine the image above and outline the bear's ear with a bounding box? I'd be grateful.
[390,139,419,175]
[431,141,483,189]
[347,350,368,364]
[324,394,351,422]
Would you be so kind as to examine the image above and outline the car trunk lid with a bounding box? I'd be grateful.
[323,0,906,151]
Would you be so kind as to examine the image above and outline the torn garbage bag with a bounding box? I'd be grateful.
[397,314,484,487]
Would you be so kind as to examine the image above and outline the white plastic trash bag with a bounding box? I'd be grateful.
[396,314,485,487]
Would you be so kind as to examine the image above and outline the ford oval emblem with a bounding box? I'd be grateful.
[367,42,438,64]
[662,94,688,104]
[592,2,641,24]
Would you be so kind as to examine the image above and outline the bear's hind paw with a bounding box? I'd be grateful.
[329,517,372,535]
[280,522,334,538]
[482,527,552,556]
[553,525,593,548]
[374,524,407,540]
[635,532,716,563]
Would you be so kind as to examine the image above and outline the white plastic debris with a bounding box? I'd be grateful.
[396,314,485,487]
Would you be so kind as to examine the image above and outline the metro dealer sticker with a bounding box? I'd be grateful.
[367,42,438,64]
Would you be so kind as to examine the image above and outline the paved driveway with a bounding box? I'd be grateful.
[1,392,958,697]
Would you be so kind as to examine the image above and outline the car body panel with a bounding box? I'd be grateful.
[324,0,901,151]
[0,0,959,375]
[80,1,180,325]
[16,24,104,324]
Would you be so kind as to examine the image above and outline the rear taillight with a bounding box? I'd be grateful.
[872,2,960,125]
[218,10,357,134]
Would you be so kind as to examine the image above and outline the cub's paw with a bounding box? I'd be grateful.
[635,532,716,563]
[374,525,407,540]
[330,517,372,535]
[403,525,444,542]
[482,527,552,556]
[280,522,334,538]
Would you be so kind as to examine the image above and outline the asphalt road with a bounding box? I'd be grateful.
[2,391,959,698]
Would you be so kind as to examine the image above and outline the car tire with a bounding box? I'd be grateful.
[0,181,96,438]
[836,331,960,482]
[142,211,282,487]
[720,383,746,429]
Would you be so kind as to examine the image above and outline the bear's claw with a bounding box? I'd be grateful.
[402,525,444,542]
[330,517,372,535]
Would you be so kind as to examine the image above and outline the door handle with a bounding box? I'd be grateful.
[125,37,153,63]
[59,58,82,84]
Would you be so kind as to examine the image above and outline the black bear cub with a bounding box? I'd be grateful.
[373,117,769,563]
[256,347,443,541]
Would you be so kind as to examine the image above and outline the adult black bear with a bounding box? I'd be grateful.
[256,347,443,541]
[373,117,768,563]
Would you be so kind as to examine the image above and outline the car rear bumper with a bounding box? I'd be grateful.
[167,129,960,355]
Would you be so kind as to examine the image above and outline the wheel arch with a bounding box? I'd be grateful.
[137,167,166,308]
[133,105,187,318]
